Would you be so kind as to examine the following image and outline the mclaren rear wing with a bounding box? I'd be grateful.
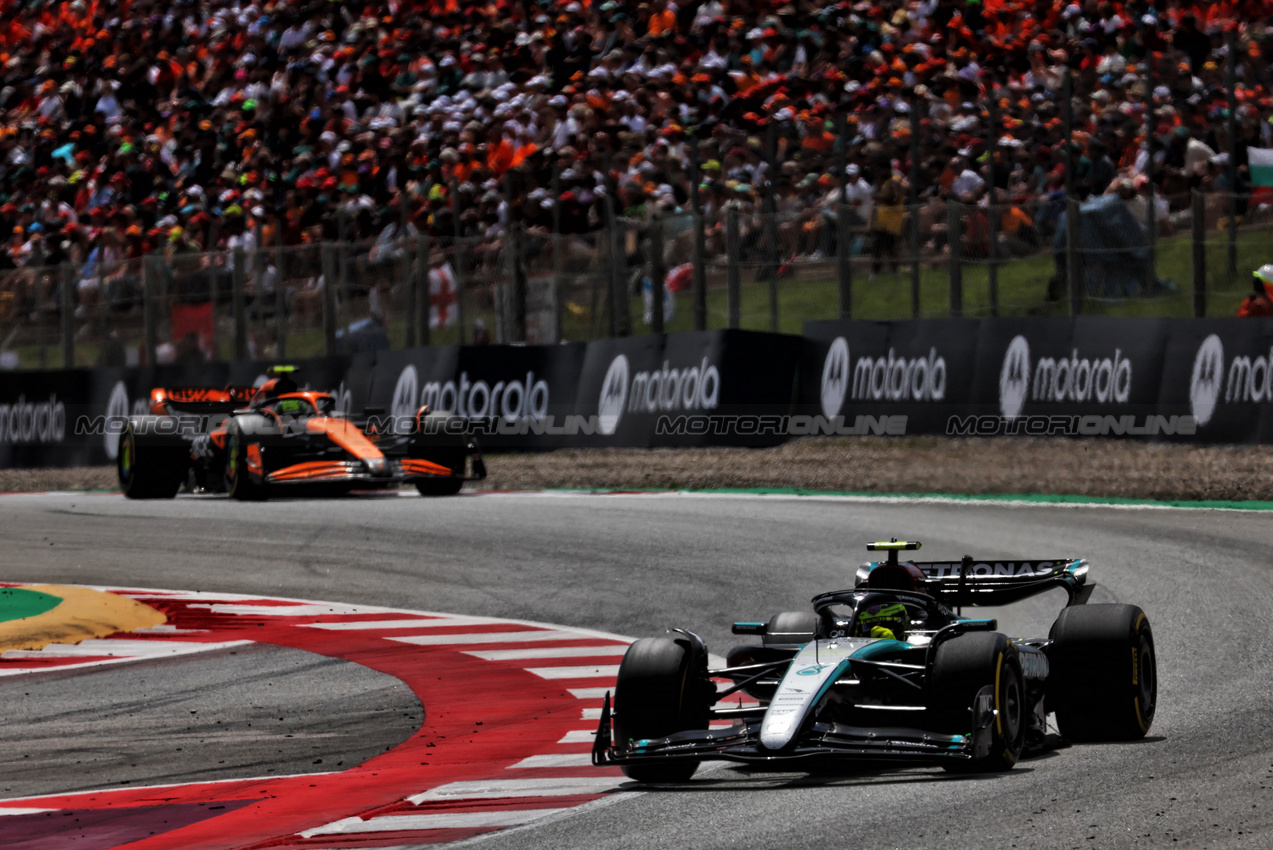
[151,386,258,416]
[856,546,1092,607]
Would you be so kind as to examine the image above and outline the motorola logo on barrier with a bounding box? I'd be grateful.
[390,364,550,426]
[1189,333,1273,427]
[998,335,1132,420]
[597,353,720,435]
[820,336,946,417]
[0,392,66,447]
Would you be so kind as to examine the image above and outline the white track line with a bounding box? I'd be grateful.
[392,629,592,646]
[301,808,571,837]
[407,777,628,804]
[474,488,1273,513]
[526,664,621,680]
[302,617,507,631]
[507,754,595,770]
[464,645,628,661]
[566,688,610,700]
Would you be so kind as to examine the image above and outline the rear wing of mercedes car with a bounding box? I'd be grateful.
[854,541,1092,607]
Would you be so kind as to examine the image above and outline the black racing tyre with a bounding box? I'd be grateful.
[412,442,466,496]
[413,444,466,497]
[225,420,267,501]
[1048,604,1156,742]
[410,412,468,497]
[613,635,711,783]
[931,632,1026,773]
[118,421,186,500]
[762,611,819,647]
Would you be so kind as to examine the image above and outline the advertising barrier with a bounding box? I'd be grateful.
[804,317,1273,442]
[0,330,802,467]
[4,321,1273,469]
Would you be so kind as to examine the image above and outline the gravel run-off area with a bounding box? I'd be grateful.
[4,438,1273,502]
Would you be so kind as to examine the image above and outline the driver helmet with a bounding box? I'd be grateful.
[1255,264,1273,299]
[855,602,908,641]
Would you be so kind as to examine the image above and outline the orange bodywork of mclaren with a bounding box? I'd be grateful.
[305,416,383,461]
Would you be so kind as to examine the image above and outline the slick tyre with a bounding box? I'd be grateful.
[118,421,185,500]
[225,421,267,501]
[762,611,819,647]
[613,635,711,783]
[1048,604,1156,742]
[410,412,467,496]
[412,443,465,497]
[931,632,1026,773]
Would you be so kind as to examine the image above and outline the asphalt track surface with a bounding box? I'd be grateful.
[0,490,1270,848]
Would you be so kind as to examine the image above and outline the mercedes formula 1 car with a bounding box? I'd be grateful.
[593,540,1157,781]
[118,366,485,500]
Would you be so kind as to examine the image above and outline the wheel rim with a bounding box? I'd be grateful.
[120,431,134,484]
[1002,670,1023,747]
[1137,634,1156,722]
[227,431,239,483]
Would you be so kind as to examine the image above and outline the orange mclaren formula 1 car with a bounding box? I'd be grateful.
[118,367,485,500]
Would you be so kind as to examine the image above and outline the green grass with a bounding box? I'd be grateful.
[4,223,1269,369]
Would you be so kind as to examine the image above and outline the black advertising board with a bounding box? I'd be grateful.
[970,317,1172,436]
[7,321,1273,469]
[1157,318,1273,444]
[574,331,800,448]
[803,319,978,436]
[368,343,587,449]
[0,368,93,468]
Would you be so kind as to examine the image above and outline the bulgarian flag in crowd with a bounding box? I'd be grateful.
[1250,148,1273,206]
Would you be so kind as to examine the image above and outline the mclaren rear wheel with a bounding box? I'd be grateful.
[1048,604,1156,741]
[613,635,711,783]
[118,421,186,500]
[225,422,267,501]
[931,632,1026,773]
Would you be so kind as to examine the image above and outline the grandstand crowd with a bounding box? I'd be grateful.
[0,0,1271,320]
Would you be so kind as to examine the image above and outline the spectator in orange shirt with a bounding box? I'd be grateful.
[647,0,677,37]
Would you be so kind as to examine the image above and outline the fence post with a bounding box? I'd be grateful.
[321,243,337,355]
[611,218,631,338]
[765,209,779,333]
[416,233,430,346]
[1066,197,1082,316]
[232,247,248,360]
[650,212,665,335]
[274,240,287,359]
[1192,190,1206,318]
[1227,26,1239,281]
[689,146,707,331]
[507,223,527,343]
[692,211,706,331]
[909,102,921,319]
[726,206,740,329]
[837,204,852,319]
[142,255,158,367]
[60,262,74,368]
[947,201,962,317]
[603,200,622,338]
[401,235,416,350]
[986,96,999,318]
[29,241,45,369]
